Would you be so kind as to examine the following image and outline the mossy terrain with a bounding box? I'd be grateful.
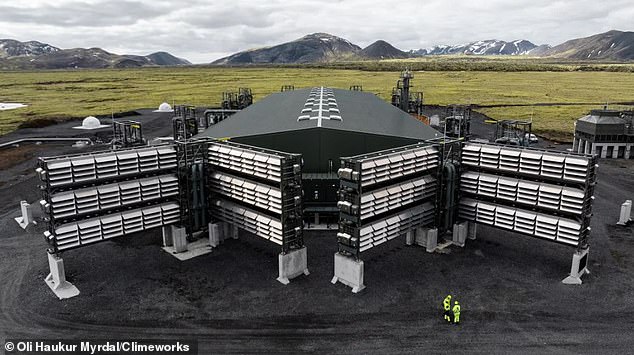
[1,63,633,141]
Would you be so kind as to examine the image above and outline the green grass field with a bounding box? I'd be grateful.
[1,67,634,141]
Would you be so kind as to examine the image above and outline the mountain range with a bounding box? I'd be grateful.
[0,39,190,69]
[214,30,634,64]
[410,40,549,56]
[1,30,633,69]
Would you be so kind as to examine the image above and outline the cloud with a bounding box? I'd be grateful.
[0,1,170,27]
[0,0,632,63]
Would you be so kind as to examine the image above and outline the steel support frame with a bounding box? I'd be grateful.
[175,138,212,238]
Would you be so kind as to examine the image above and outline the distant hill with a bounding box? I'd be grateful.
[360,40,410,59]
[540,30,634,60]
[0,39,60,58]
[0,39,190,69]
[212,33,361,64]
[411,40,540,56]
[146,51,191,66]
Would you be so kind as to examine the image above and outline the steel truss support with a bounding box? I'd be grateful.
[175,138,212,238]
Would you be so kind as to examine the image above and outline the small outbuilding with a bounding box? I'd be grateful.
[573,109,634,159]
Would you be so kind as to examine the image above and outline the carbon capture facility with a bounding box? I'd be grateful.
[32,72,599,298]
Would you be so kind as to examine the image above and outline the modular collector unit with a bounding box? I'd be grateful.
[37,145,180,252]
[458,142,597,249]
[337,142,441,257]
[208,141,304,252]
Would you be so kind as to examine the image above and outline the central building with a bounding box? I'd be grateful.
[198,87,441,224]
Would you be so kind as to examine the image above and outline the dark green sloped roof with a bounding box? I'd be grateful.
[197,87,441,140]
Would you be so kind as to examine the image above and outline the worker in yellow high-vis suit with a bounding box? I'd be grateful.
[453,301,461,324]
[443,295,452,322]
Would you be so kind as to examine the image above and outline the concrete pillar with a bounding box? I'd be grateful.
[572,137,578,152]
[44,252,80,299]
[171,225,188,253]
[14,200,34,229]
[277,247,310,285]
[626,145,632,160]
[467,222,477,240]
[162,226,173,247]
[331,253,365,293]
[415,227,438,253]
[612,146,619,159]
[405,229,415,246]
[617,200,632,225]
[222,222,231,239]
[208,222,221,247]
[585,141,592,155]
[577,139,584,154]
[562,248,590,285]
[452,221,468,247]
[231,224,239,239]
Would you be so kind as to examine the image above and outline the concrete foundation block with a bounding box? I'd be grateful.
[14,200,34,230]
[172,225,188,253]
[563,248,590,285]
[208,223,221,247]
[277,247,309,285]
[222,222,231,240]
[231,224,239,240]
[162,226,173,247]
[452,221,468,247]
[331,253,365,293]
[617,200,632,225]
[163,225,212,261]
[467,222,477,240]
[44,252,80,300]
[405,229,415,246]
[415,227,438,253]
[425,228,438,253]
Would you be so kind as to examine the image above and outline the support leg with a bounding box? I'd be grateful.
[208,222,221,247]
[231,224,239,240]
[276,247,309,285]
[452,222,467,247]
[405,229,415,246]
[44,252,80,299]
[14,200,34,229]
[162,226,173,247]
[331,253,365,293]
[562,248,590,285]
[467,222,477,240]
[426,228,438,253]
[162,225,212,261]
[172,225,188,253]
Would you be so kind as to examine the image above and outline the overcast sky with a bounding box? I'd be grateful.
[1,0,632,63]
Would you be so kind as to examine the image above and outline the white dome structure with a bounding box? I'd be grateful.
[73,116,109,130]
[154,102,173,113]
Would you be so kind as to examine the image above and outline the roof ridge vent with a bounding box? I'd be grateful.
[297,86,343,127]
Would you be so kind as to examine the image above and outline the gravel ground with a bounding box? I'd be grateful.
[0,108,633,353]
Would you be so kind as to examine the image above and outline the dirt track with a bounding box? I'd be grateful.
[1,112,633,353]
